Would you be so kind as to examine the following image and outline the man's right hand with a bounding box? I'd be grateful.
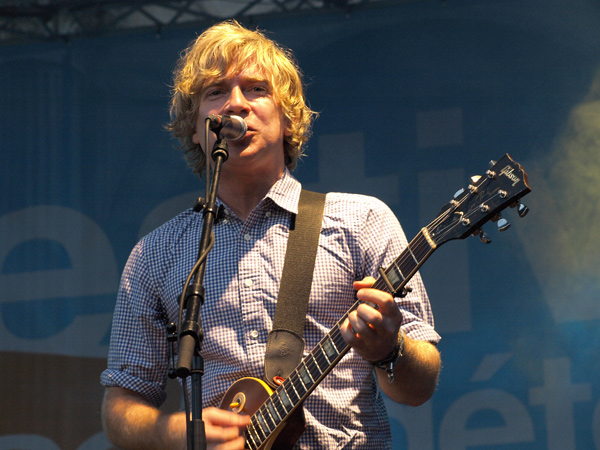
[102,386,250,450]
[203,406,250,450]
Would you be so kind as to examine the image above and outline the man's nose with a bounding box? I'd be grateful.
[225,86,249,113]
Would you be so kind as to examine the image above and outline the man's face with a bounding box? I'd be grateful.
[192,66,289,178]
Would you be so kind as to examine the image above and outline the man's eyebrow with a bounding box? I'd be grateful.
[206,74,269,86]
[200,75,271,96]
[244,75,269,83]
[203,79,226,90]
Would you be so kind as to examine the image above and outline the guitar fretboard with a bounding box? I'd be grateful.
[246,324,348,449]
[374,228,437,294]
[245,228,437,449]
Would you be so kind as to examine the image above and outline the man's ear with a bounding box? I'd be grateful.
[283,116,293,137]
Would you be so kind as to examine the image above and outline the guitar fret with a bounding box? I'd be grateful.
[267,398,281,423]
[408,244,419,264]
[287,376,302,403]
[245,428,259,450]
[391,260,405,284]
[329,328,341,351]
[319,343,332,365]
[294,368,309,395]
[385,237,435,296]
[396,251,417,278]
[311,349,328,374]
[279,385,293,411]
[331,328,348,353]
[299,361,315,387]
[272,392,287,420]
[249,417,266,442]
[256,410,271,436]
[322,335,339,361]
[260,403,277,430]
[296,372,308,396]
[412,234,432,262]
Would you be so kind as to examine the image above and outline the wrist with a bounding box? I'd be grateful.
[158,411,187,450]
[371,329,405,383]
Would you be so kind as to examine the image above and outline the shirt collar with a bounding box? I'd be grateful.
[264,168,302,215]
[215,168,302,219]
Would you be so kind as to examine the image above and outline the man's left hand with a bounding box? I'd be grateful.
[339,276,403,363]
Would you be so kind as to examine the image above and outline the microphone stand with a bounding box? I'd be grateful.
[175,134,229,450]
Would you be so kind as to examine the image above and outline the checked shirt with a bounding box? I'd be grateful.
[101,170,440,449]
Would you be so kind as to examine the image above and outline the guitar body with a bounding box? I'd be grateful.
[219,377,306,450]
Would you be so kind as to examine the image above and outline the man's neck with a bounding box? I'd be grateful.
[217,168,284,221]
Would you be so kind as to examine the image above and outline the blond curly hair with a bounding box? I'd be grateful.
[166,20,317,175]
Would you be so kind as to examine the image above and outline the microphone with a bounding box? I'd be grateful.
[206,115,248,142]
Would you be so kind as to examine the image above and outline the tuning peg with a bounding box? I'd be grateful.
[471,228,492,244]
[497,217,511,232]
[478,229,492,244]
[517,202,529,218]
[470,175,482,184]
[453,188,465,199]
[489,159,497,168]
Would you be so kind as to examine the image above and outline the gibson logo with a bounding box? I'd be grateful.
[500,165,520,186]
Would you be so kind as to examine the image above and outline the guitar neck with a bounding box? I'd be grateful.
[245,228,437,449]
[374,227,437,294]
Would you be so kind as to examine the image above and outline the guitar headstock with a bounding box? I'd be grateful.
[428,154,531,247]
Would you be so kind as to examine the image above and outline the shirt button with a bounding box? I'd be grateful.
[265,211,272,218]
[244,233,251,241]
[250,330,259,339]
[244,279,253,287]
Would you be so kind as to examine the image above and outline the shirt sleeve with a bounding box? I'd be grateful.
[358,197,441,344]
[100,238,171,408]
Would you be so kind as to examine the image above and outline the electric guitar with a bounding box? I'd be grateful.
[219,154,531,450]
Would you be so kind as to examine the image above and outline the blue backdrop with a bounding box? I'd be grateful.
[2,0,600,448]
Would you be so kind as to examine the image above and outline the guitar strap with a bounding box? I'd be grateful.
[264,189,326,388]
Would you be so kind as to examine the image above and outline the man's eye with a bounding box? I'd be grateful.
[203,86,227,98]
[250,85,268,94]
